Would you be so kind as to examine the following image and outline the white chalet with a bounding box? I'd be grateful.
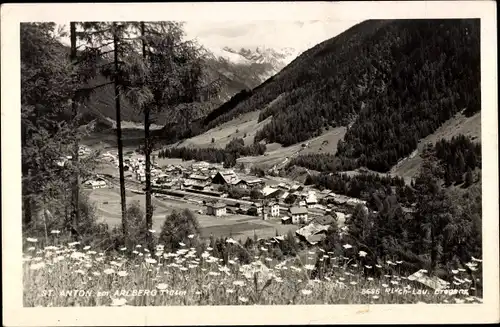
[289,206,309,224]
[268,202,280,217]
[83,177,107,189]
[207,202,227,217]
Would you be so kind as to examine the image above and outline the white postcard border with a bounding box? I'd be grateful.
[1,1,498,325]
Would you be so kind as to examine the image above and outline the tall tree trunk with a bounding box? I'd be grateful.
[113,22,128,242]
[70,22,80,237]
[430,226,437,274]
[23,196,32,228]
[141,22,154,248]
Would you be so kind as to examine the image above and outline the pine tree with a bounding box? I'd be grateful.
[413,144,454,274]
[76,21,137,243]
[21,23,98,234]
[464,169,474,187]
[119,22,219,247]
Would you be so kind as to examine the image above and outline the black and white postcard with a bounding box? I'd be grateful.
[1,1,498,325]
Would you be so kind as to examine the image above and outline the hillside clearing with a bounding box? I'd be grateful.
[176,111,271,148]
[237,126,347,169]
[391,111,481,180]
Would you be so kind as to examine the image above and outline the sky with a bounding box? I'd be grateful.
[182,20,361,52]
[56,20,361,53]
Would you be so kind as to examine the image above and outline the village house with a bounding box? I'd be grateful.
[295,223,330,245]
[192,161,210,170]
[320,189,332,196]
[290,184,303,192]
[83,177,107,189]
[268,201,280,217]
[289,206,309,224]
[279,191,290,202]
[305,191,318,206]
[185,174,211,190]
[211,170,240,186]
[207,202,227,217]
[136,171,146,182]
[247,202,263,216]
[233,179,249,189]
[277,182,290,190]
[78,145,91,157]
[310,214,337,226]
[281,216,292,224]
[261,186,283,199]
[246,178,264,188]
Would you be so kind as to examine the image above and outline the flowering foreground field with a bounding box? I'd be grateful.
[23,238,483,306]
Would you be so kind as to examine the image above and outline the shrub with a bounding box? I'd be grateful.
[125,201,148,247]
[158,209,200,252]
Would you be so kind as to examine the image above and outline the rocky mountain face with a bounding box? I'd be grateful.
[204,46,300,100]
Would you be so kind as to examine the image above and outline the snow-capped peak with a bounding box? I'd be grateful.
[208,46,299,68]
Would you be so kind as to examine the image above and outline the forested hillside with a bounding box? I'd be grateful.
[195,19,480,173]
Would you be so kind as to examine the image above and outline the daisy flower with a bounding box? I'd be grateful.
[304,264,315,271]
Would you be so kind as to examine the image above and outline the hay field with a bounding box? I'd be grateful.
[87,188,297,242]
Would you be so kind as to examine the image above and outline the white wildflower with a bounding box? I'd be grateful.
[304,264,315,271]
[103,268,115,275]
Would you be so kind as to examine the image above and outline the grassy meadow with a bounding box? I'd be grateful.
[23,236,483,307]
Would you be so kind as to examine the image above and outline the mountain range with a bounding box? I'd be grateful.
[80,46,298,129]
